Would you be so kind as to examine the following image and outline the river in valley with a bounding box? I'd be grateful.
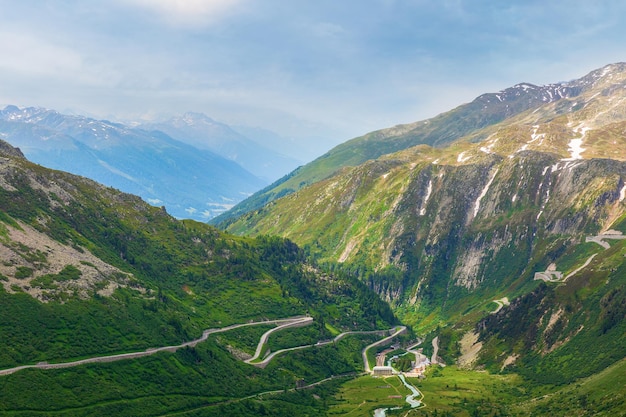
[373,374,421,416]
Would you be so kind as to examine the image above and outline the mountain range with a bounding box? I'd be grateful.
[217,63,626,409]
[0,62,625,416]
[0,137,395,415]
[0,106,304,221]
[212,63,626,225]
[139,112,302,182]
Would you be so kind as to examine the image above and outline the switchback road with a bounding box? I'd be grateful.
[0,316,311,376]
[0,317,404,376]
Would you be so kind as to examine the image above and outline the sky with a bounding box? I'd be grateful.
[1,0,625,155]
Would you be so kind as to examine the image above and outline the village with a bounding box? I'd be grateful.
[372,336,443,378]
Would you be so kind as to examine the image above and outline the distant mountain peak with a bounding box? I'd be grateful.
[1,105,50,121]
[181,111,215,121]
[1,105,21,115]
[588,62,626,79]
[140,112,301,182]
[477,80,578,110]
[166,111,222,129]
[0,106,266,221]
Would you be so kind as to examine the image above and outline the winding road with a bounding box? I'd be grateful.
[244,316,314,366]
[0,316,405,376]
[491,297,510,314]
[564,253,598,280]
[535,231,623,283]
[0,316,311,376]
[361,326,407,372]
[251,327,405,369]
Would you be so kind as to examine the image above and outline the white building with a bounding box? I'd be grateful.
[372,366,394,376]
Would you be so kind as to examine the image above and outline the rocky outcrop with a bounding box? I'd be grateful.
[0,139,25,159]
[223,63,626,311]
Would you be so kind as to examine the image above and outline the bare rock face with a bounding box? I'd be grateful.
[223,63,626,309]
[0,220,134,302]
[0,143,156,303]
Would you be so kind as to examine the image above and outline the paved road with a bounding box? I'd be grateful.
[491,297,510,314]
[251,328,394,368]
[0,316,404,375]
[534,232,622,283]
[244,316,313,364]
[0,316,406,376]
[565,253,598,280]
[585,232,626,249]
[0,316,311,376]
[362,326,407,372]
[431,336,440,366]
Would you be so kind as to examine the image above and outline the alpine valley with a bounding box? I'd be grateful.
[0,106,287,222]
[217,63,626,415]
[0,63,624,417]
[0,138,397,416]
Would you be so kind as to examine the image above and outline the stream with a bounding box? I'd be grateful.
[373,374,422,416]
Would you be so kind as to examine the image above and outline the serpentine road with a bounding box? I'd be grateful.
[0,316,405,376]
[0,316,312,376]
[244,316,314,364]
[252,327,401,369]
[361,326,407,372]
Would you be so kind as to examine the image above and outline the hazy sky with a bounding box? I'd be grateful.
[1,0,625,147]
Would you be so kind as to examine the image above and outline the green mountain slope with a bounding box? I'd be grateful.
[0,139,396,415]
[219,63,626,403]
[212,63,626,226]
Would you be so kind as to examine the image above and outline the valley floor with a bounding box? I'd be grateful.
[1,312,623,416]
[331,359,626,417]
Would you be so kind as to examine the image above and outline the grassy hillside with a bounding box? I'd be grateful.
[212,64,623,226]
[0,140,397,415]
[212,63,626,416]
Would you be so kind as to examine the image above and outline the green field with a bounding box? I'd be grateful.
[329,374,417,416]
[330,366,524,416]
[411,366,524,416]
[330,359,626,417]
[510,358,626,416]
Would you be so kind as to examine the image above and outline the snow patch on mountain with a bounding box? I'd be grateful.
[562,123,589,161]
[420,179,433,216]
[568,133,585,160]
[480,137,498,155]
[472,168,499,218]
[516,125,546,154]
[457,152,471,163]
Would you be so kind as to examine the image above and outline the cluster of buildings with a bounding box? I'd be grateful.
[372,345,431,378]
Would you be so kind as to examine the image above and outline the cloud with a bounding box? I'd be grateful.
[0,31,83,77]
[118,0,245,27]
[2,0,625,145]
